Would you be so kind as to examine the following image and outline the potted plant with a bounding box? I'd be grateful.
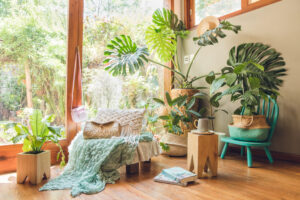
[102,9,240,134]
[152,92,203,156]
[207,43,286,141]
[5,109,65,184]
[102,9,241,96]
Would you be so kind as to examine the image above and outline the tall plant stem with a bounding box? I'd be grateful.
[148,58,185,79]
[175,48,180,71]
[171,57,179,72]
[185,46,202,80]
[210,104,214,131]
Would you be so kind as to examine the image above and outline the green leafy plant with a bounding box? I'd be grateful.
[5,109,65,166]
[153,92,205,134]
[103,8,241,89]
[207,43,286,115]
[192,91,228,130]
[153,92,205,151]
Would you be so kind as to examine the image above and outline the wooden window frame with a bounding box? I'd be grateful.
[0,0,173,174]
[185,0,281,29]
[0,0,83,174]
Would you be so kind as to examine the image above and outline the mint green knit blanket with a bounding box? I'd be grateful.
[40,132,153,197]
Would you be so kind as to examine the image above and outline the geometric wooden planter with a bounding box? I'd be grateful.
[17,150,50,185]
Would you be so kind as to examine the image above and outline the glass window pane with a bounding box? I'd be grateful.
[195,0,241,25]
[83,0,165,117]
[0,0,67,145]
[249,0,260,4]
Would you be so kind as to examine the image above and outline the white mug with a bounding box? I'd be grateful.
[194,118,209,132]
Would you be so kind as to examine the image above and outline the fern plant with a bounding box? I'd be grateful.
[103,8,241,89]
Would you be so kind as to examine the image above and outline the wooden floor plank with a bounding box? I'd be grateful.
[0,154,300,200]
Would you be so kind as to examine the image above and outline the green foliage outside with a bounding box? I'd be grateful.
[0,0,165,144]
[0,0,67,125]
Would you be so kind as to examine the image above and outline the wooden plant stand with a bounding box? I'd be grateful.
[17,150,50,184]
[187,133,218,178]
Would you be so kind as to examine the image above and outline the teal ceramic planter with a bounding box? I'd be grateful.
[228,125,269,142]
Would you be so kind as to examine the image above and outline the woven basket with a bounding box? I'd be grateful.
[229,115,270,142]
[232,115,270,129]
[160,132,187,156]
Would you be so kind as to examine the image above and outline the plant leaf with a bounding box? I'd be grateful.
[225,73,237,86]
[104,35,149,76]
[186,97,196,110]
[153,98,165,106]
[30,109,43,137]
[165,92,172,106]
[210,78,225,94]
[249,77,260,89]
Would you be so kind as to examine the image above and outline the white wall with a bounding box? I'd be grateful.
[180,0,300,154]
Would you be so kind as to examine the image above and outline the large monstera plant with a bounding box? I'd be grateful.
[103,8,241,89]
[207,43,287,115]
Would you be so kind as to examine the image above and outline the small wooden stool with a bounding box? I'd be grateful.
[187,133,218,178]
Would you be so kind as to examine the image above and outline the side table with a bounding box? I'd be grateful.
[187,132,218,178]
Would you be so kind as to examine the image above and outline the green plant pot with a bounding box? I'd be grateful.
[228,125,269,142]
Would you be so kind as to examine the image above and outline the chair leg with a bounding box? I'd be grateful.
[264,147,274,164]
[246,146,253,167]
[220,142,228,159]
[241,146,245,157]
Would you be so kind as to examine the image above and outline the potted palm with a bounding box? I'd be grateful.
[5,109,65,184]
[208,43,286,141]
[152,92,203,156]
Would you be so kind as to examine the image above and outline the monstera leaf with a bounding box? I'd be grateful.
[145,25,176,63]
[103,35,149,76]
[145,8,189,63]
[152,8,189,37]
[193,21,241,46]
[227,43,287,94]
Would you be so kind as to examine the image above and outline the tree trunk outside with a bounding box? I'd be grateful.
[24,62,33,108]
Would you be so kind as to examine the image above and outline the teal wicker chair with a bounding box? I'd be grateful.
[220,96,279,167]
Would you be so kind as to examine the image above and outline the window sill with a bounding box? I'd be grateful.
[0,140,68,174]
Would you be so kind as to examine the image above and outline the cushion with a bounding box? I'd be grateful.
[94,108,146,135]
[83,121,121,139]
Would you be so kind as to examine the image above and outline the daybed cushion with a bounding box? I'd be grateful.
[94,108,146,135]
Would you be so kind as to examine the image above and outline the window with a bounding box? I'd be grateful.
[195,0,241,25]
[0,0,174,174]
[0,0,68,173]
[82,0,165,117]
[185,0,281,28]
[0,0,68,145]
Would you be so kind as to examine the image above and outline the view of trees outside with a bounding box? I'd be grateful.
[195,0,241,24]
[0,0,68,144]
[0,0,165,145]
[82,0,164,117]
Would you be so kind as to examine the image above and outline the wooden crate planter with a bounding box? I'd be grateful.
[17,150,50,185]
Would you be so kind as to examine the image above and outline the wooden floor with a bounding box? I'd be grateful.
[0,153,300,200]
